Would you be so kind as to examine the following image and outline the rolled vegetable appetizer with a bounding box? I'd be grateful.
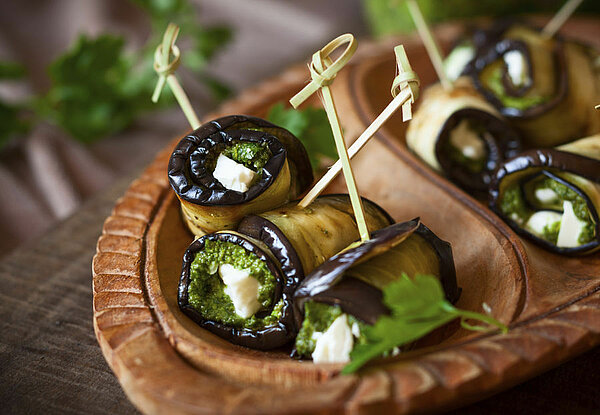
[406,77,521,193]
[490,134,600,255]
[292,219,459,363]
[465,23,600,147]
[178,195,394,350]
[168,115,313,236]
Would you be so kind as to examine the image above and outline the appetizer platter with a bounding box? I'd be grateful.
[93,14,600,415]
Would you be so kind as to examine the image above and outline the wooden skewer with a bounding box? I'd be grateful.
[152,23,201,130]
[406,0,451,91]
[299,45,420,208]
[290,34,371,242]
[542,0,584,39]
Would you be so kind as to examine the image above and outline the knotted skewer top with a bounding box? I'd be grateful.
[391,45,420,121]
[290,33,358,108]
[152,23,200,130]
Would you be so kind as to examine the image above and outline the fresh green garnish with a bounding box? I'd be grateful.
[38,35,152,143]
[342,274,507,374]
[267,102,337,169]
[17,0,232,145]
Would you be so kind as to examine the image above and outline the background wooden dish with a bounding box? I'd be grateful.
[92,18,600,414]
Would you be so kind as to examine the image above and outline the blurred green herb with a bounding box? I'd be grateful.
[342,273,508,374]
[38,35,155,143]
[267,102,337,169]
[0,0,232,147]
[0,62,26,80]
[363,0,600,37]
[0,61,29,147]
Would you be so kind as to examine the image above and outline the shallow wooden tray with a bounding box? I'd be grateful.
[92,18,600,414]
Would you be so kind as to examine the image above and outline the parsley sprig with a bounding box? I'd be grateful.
[267,102,337,169]
[0,0,232,148]
[342,274,508,374]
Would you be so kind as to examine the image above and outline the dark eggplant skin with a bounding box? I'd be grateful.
[178,231,293,350]
[169,115,314,235]
[293,218,460,329]
[169,115,313,205]
[237,194,395,333]
[435,107,522,193]
[489,149,600,255]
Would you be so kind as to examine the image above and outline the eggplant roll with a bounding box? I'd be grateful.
[178,194,393,350]
[406,77,521,193]
[292,219,459,363]
[490,134,600,255]
[168,115,313,236]
[465,23,600,147]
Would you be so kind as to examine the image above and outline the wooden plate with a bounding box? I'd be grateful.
[92,18,600,414]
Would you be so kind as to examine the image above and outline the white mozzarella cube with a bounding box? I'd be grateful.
[449,120,486,160]
[535,188,559,204]
[504,50,529,87]
[557,201,587,248]
[219,264,261,319]
[312,314,354,364]
[213,154,256,193]
[525,210,562,237]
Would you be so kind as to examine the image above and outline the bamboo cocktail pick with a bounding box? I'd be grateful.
[299,45,420,207]
[152,23,201,130]
[290,34,370,242]
[542,0,584,39]
[406,0,451,91]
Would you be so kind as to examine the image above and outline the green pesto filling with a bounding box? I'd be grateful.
[220,141,271,173]
[486,66,548,110]
[500,177,596,245]
[187,239,282,329]
[294,301,367,358]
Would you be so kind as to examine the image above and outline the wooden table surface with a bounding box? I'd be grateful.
[1,173,599,415]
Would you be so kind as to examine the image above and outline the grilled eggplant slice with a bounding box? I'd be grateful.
[406,77,521,193]
[178,194,393,350]
[490,134,600,255]
[292,219,459,361]
[168,115,313,236]
[466,23,600,147]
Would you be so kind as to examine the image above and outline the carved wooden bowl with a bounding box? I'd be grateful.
[92,18,600,414]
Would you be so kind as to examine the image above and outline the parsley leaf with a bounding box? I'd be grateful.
[267,102,337,169]
[342,274,508,374]
[35,0,232,144]
[38,35,152,143]
[0,61,30,147]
